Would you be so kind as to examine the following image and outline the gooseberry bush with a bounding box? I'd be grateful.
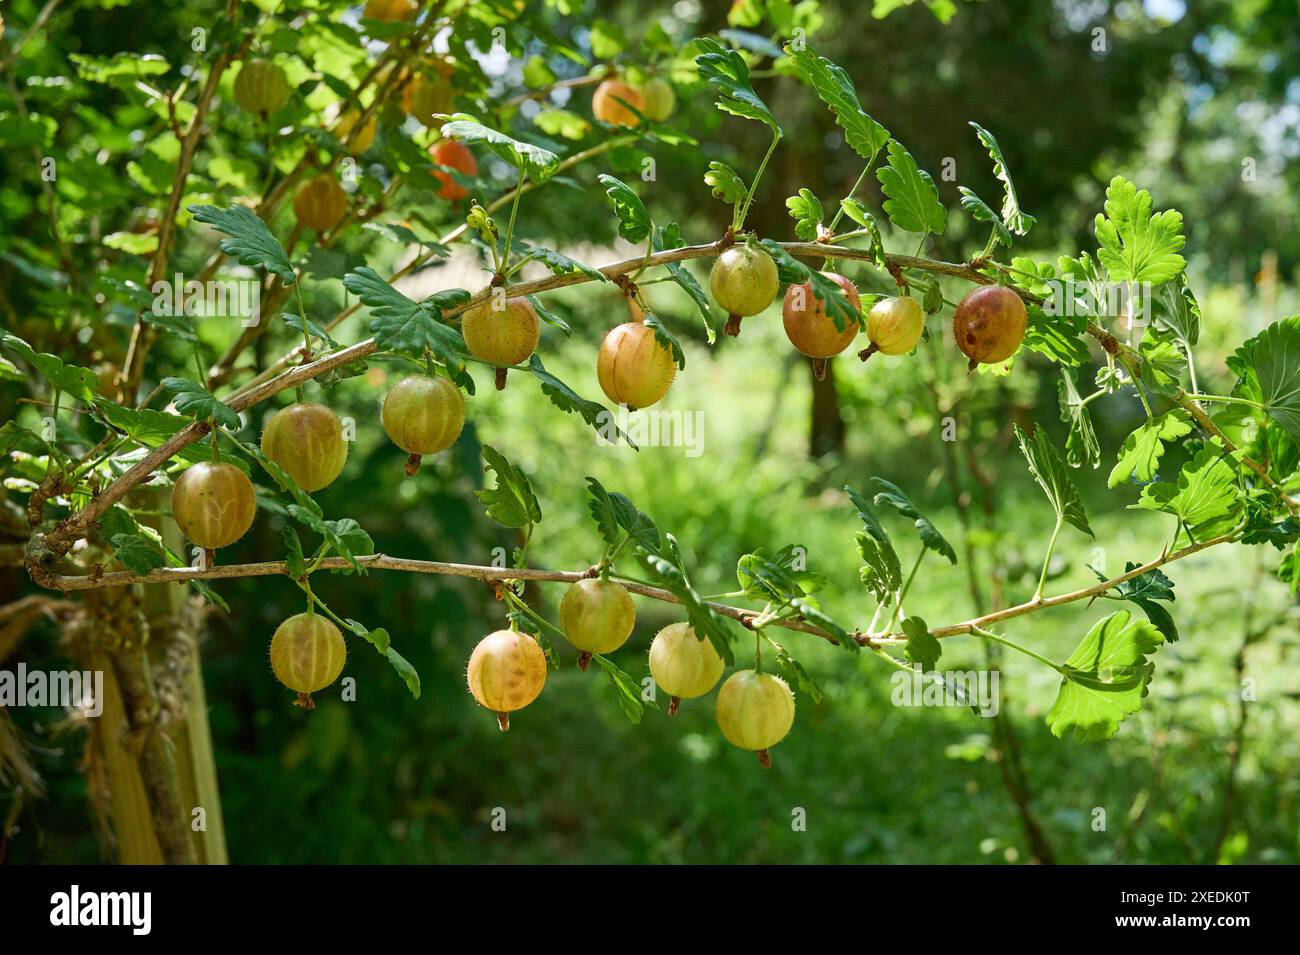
[3,0,1299,823]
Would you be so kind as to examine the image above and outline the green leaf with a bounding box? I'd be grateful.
[476,445,541,529]
[525,295,570,335]
[0,421,42,455]
[342,267,469,371]
[1151,275,1200,348]
[694,37,780,132]
[784,45,889,162]
[770,638,824,703]
[902,615,941,671]
[141,309,198,342]
[1,333,100,402]
[958,187,1012,248]
[287,507,374,574]
[1093,176,1186,284]
[281,313,340,349]
[872,478,957,563]
[187,204,296,284]
[736,546,823,604]
[968,122,1035,236]
[283,526,305,579]
[641,551,735,665]
[1023,305,1090,367]
[1241,512,1300,550]
[440,116,560,183]
[653,223,717,342]
[837,199,887,266]
[875,140,946,236]
[161,378,241,430]
[1056,369,1100,469]
[1094,563,1178,644]
[846,484,902,601]
[1133,445,1244,540]
[384,646,422,699]
[596,174,652,244]
[513,240,607,283]
[1014,424,1093,537]
[704,161,747,205]
[1139,329,1185,392]
[1226,315,1300,444]
[591,653,645,724]
[585,477,661,553]
[527,355,635,448]
[1046,611,1164,742]
[785,188,824,241]
[642,315,685,370]
[1108,410,1192,488]
[110,532,167,576]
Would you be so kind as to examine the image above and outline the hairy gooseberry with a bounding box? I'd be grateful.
[952,285,1028,370]
[467,629,547,731]
[404,71,452,127]
[860,294,925,361]
[269,612,347,709]
[782,272,861,380]
[381,374,465,475]
[293,173,348,233]
[233,59,290,116]
[596,321,676,411]
[171,461,256,554]
[648,622,724,715]
[559,578,635,670]
[333,109,376,154]
[640,78,676,121]
[429,139,477,202]
[261,402,349,492]
[715,670,795,767]
[461,295,538,389]
[709,243,779,337]
[592,79,643,127]
[362,0,418,21]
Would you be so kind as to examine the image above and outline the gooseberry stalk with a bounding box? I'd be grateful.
[733,128,781,232]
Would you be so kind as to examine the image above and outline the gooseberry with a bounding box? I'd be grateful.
[596,321,676,411]
[269,612,347,709]
[466,629,547,731]
[429,139,477,202]
[640,78,676,121]
[782,272,861,380]
[404,71,453,127]
[362,0,418,21]
[709,243,779,337]
[461,295,538,389]
[715,669,795,767]
[233,59,290,117]
[648,622,724,715]
[293,173,348,233]
[559,578,635,670]
[171,461,256,553]
[261,402,349,492]
[381,374,464,475]
[860,294,925,361]
[592,79,643,127]
[952,284,1028,370]
[333,109,376,154]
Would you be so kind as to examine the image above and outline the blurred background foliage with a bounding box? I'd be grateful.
[1,0,1297,863]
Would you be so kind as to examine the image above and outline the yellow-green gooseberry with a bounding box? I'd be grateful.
[269,612,347,709]
[381,374,465,475]
[559,578,635,669]
[467,629,548,731]
[715,669,796,767]
[648,622,724,715]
